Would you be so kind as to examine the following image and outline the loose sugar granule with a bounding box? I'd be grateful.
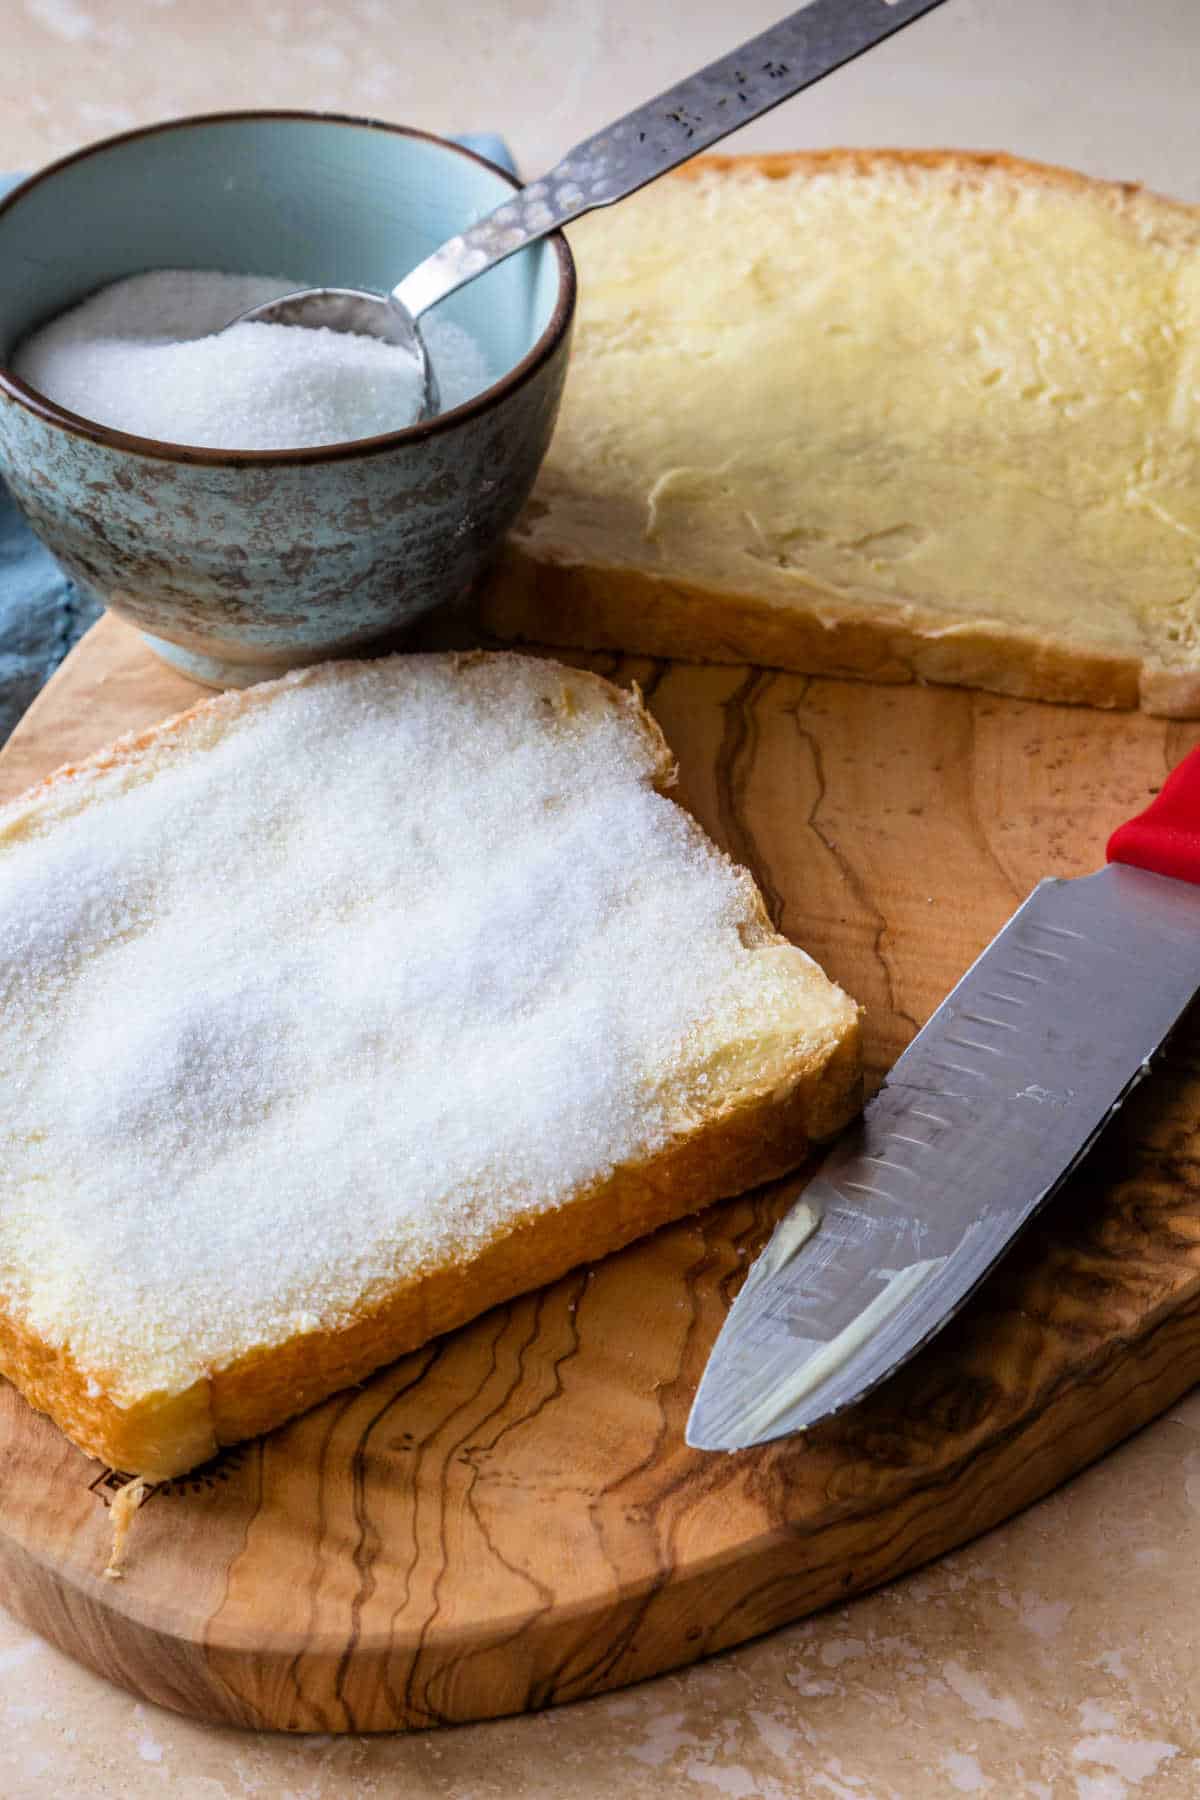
[13,269,493,449]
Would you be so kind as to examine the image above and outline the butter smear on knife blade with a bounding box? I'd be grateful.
[732,1254,948,1445]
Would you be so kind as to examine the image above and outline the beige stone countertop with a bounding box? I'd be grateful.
[4,1,1200,1795]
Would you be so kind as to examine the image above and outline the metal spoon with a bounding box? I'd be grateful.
[234,0,949,420]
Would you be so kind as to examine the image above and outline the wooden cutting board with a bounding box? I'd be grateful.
[2,611,1200,1734]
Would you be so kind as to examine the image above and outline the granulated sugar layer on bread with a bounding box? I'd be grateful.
[0,654,853,1408]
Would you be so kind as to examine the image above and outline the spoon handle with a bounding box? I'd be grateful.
[394,0,950,320]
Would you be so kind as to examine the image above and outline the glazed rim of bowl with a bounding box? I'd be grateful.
[0,109,577,467]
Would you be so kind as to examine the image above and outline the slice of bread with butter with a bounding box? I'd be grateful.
[483,151,1200,716]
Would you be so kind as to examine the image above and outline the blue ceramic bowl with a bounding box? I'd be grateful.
[0,112,575,686]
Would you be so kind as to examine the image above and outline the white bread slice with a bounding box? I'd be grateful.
[482,151,1200,717]
[0,652,860,1480]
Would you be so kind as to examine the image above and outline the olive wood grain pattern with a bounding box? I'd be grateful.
[1,612,1198,1733]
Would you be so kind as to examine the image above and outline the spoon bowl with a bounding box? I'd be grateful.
[235,285,442,420]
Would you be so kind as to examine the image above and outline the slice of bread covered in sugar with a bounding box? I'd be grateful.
[0,651,860,1480]
[483,151,1200,716]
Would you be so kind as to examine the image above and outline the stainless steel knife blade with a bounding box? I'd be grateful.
[687,862,1200,1452]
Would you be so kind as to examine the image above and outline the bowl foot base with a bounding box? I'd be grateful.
[141,633,329,691]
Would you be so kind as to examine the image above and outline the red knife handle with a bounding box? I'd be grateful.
[1108,745,1200,886]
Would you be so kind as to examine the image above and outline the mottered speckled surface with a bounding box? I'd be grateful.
[4,0,1200,1794]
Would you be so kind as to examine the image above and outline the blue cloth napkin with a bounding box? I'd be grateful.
[0,134,516,746]
[0,171,102,744]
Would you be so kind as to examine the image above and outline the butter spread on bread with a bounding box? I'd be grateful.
[0,652,860,1482]
[485,151,1200,716]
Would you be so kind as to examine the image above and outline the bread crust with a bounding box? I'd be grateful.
[0,654,862,1480]
[484,550,1148,713]
[482,149,1200,718]
[670,146,1197,221]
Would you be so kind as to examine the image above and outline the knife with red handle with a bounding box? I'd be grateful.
[1108,748,1200,883]
[689,747,1200,1452]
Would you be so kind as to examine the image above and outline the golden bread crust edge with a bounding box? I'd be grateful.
[670,146,1200,221]
[482,550,1152,713]
[483,148,1200,718]
[0,649,861,1478]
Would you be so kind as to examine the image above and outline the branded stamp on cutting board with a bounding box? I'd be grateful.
[1,612,1199,1734]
